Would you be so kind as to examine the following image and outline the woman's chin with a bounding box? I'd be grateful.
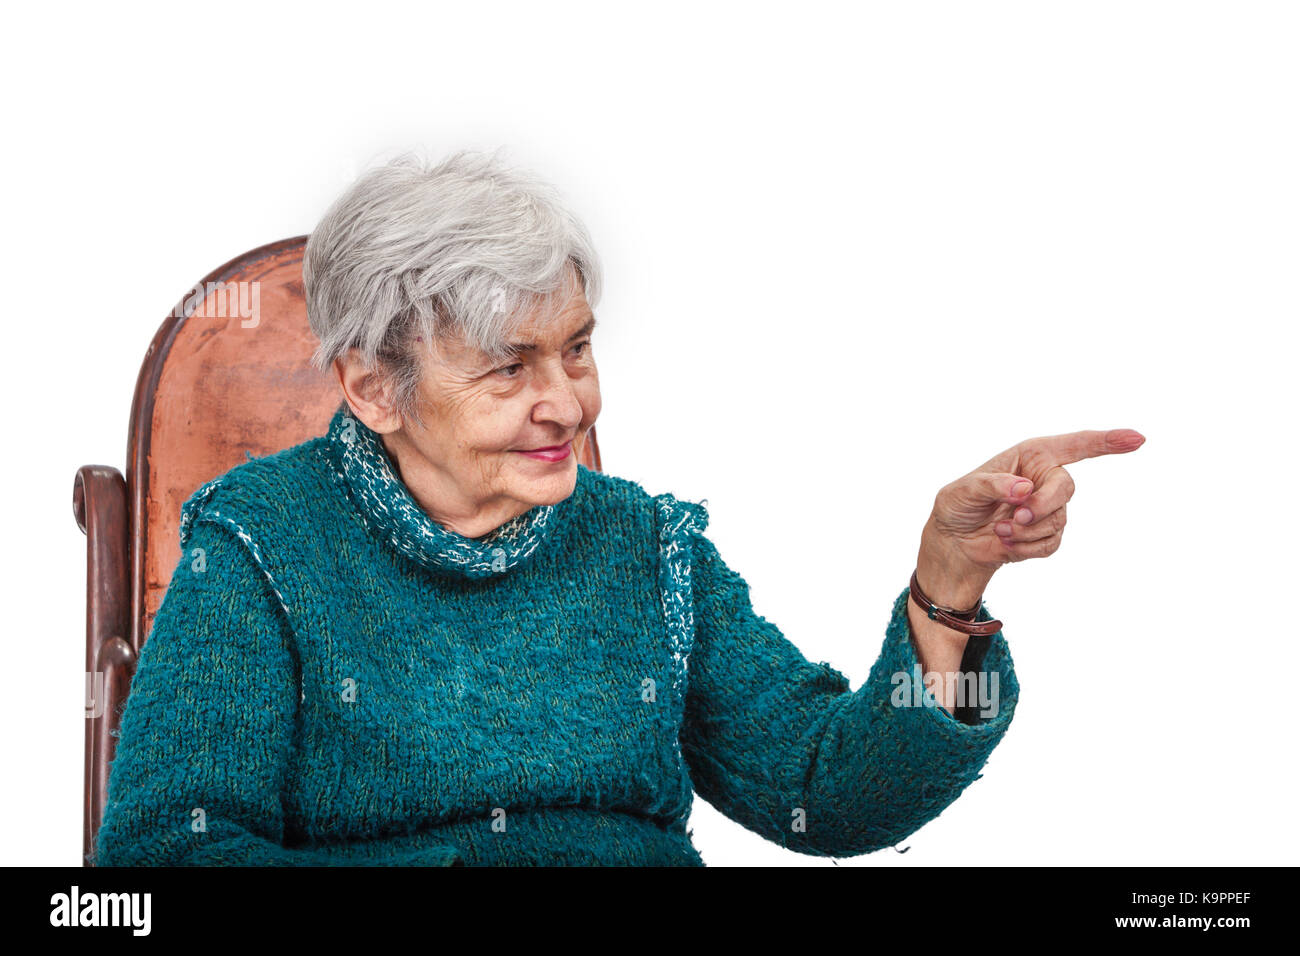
[507,459,577,504]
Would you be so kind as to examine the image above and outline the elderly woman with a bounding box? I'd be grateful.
[94,150,1144,866]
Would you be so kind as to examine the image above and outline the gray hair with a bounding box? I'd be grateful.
[303,147,603,429]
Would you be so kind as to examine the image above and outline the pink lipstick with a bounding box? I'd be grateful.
[515,440,571,463]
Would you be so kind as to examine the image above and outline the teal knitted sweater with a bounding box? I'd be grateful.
[94,405,1019,866]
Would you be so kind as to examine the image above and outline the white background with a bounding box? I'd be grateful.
[3,0,1296,866]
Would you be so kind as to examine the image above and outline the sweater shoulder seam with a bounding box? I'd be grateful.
[177,438,332,624]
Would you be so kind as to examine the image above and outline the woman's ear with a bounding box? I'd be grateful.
[333,349,402,434]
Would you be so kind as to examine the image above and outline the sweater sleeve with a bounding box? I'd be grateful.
[93,517,465,867]
[679,531,1019,858]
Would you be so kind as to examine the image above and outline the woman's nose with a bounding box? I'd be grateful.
[534,368,583,427]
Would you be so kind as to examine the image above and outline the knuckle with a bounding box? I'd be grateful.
[934,482,955,507]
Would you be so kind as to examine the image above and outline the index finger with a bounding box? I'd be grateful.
[1022,429,1146,467]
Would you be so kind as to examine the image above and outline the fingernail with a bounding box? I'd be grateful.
[996,521,1012,536]
[1015,507,1033,524]
[1012,481,1032,497]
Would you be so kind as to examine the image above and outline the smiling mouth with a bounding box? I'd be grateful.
[517,440,572,452]
[513,440,574,463]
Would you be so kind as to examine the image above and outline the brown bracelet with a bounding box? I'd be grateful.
[909,568,1003,636]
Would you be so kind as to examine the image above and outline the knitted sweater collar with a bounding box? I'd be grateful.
[323,405,565,579]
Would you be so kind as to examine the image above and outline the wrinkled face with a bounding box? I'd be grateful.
[381,274,601,536]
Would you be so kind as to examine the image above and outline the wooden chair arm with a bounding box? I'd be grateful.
[73,464,134,866]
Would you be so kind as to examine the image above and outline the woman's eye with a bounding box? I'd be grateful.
[493,342,588,377]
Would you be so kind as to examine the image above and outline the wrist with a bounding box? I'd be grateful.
[916,526,992,611]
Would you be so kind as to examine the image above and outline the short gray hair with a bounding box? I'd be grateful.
[303,147,603,428]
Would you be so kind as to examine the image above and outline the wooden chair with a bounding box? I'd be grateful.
[73,236,603,865]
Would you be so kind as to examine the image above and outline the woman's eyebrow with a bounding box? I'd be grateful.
[573,314,598,338]
[505,314,598,354]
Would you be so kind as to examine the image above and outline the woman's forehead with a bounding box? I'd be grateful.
[505,303,596,347]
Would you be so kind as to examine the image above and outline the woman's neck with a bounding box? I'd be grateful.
[379,431,530,540]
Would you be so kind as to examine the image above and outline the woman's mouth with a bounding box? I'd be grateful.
[514,440,572,463]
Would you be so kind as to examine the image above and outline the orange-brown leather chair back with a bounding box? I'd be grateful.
[75,235,602,864]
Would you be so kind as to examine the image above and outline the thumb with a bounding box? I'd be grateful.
[971,471,1034,505]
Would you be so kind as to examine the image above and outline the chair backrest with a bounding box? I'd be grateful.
[129,236,333,651]
[128,235,602,652]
